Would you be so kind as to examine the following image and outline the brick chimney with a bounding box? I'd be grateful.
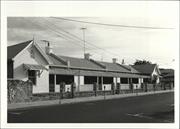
[84,53,91,60]
[112,58,117,63]
[45,41,53,54]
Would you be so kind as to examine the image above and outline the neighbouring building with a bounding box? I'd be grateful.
[8,40,155,94]
[131,64,161,84]
[160,68,174,89]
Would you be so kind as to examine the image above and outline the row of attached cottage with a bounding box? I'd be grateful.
[7,40,162,94]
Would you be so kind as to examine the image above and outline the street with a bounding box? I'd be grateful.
[8,92,174,123]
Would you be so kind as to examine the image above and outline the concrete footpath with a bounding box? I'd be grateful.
[8,90,174,111]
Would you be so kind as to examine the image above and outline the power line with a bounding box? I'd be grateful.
[24,18,109,59]
[24,18,172,65]
[44,18,121,58]
[51,17,174,30]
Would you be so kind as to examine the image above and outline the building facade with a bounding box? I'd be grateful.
[8,40,152,94]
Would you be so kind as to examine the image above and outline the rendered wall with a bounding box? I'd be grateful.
[13,44,49,94]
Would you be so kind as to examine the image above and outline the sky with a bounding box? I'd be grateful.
[7,2,179,69]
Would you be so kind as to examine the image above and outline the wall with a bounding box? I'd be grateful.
[79,84,93,91]
[13,44,49,94]
[120,84,130,90]
[102,84,111,91]
[74,76,79,92]
[151,66,160,83]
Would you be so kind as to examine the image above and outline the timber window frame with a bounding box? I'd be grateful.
[28,70,37,85]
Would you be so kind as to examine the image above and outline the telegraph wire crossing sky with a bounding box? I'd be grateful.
[7,17,177,69]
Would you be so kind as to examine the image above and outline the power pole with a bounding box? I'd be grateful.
[81,27,87,55]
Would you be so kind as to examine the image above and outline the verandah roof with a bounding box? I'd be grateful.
[23,64,48,71]
[49,67,149,78]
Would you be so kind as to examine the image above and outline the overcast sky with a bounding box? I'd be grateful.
[7,2,179,69]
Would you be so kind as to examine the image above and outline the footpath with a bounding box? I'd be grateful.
[8,90,173,111]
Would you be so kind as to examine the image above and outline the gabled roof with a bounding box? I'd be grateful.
[99,62,130,73]
[8,40,33,59]
[47,54,67,66]
[131,64,157,74]
[119,64,140,73]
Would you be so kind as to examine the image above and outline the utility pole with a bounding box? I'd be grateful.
[81,27,87,55]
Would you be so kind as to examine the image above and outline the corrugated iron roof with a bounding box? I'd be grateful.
[131,64,157,74]
[8,40,33,59]
[49,67,149,78]
[99,62,130,73]
[23,64,47,70]
[58,55,105,70]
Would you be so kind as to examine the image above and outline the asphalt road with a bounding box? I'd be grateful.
[8,92,174,123]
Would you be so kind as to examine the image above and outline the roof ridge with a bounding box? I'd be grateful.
[49,53,68,65]
[8,40,33,59]
[116,63,132,71]
[89,59,107,69]
[33,43,52,64]
[8,40,33,47]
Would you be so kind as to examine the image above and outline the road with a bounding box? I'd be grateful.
[8,92,174,123]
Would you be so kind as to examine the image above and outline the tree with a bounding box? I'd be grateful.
[134,59,152,65]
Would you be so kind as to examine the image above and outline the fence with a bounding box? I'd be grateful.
[7,80,173,103]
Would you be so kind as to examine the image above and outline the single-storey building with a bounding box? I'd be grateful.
[131,64,161,84]
[8,40,153,94]
[160,68,174,89]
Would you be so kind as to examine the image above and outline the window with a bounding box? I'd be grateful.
[103,77,113,84]
[56,75,74,85]
[84,76,97,84]
[28,70,36,85]
[121,78,128,84]
[132,78,139,84]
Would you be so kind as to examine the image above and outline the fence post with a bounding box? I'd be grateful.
[153,83,156,92]
[111,83,115,95]
[104,86,106,100]
[116,83,120,94]
[136,85,138,96]
[93,82,97,96]
[71,82,76,98]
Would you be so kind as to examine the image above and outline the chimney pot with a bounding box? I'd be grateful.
[45,42,53,54]
[112,58,117,63]
[84,53,91,60]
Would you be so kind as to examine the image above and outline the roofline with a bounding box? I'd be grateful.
[49,65,150,78]
[89,59,107,69]
[12,40,33,61]
[49,53,68,65]
[33,43,52,64]
[49,64,148,76]
[116,63,132,72]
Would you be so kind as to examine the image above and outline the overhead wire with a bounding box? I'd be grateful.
[23,18,109,60]
[44,17,122,58]
[22,18,173,64]
[51,17,174,30]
